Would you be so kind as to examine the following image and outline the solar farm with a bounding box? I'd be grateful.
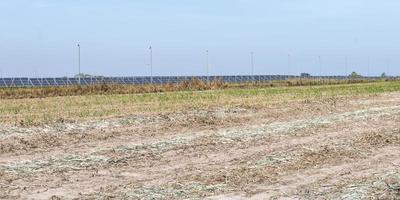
[3,0,400,198]
[1,77,400,199]
[0,75,374,87]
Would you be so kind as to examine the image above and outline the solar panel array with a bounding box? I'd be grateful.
[0,75,378,87]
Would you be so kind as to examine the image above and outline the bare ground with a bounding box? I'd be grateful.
[0,93,400,199]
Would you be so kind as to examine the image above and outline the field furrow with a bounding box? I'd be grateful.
[0,90,399,199]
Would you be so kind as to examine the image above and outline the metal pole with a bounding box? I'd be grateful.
[251,52,254,82]
[318,56,322,80]
[206,50,209,83]
[288,54,291,79]
[251,52,254,76]
[367,57,370,78]
[149,46,153,84]
[318,56,322,78]
[345,56,348,77]
[386,59,390,77]
[77,44,81,85]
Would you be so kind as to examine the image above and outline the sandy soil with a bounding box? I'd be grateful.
[0,93,399,199]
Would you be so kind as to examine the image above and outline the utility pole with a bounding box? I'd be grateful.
[77,43,81,85]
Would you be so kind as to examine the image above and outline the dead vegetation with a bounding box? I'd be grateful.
[0,78,385,99]
[1,80,400,127]
[0,84,399,199]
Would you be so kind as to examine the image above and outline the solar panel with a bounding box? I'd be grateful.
[0,79,6,87]
[0,75,379,88]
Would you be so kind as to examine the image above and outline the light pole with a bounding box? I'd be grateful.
[345,56,348,77]
[367,57,371,77]
[149,46,153,84]
[386,59,390,77]
[206,50,209,83]
[251,52,254,76]
[251,52,254,82]
[318,56,322,80]
[77,43,81,85]
[287,54,291,79]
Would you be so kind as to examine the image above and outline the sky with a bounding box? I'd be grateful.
[0,0,399,77]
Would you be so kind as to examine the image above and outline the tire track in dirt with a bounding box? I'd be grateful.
[208,146,400,200]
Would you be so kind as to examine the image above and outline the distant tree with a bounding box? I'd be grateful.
[75,73,94,78]
[381,72,387,78]
[349,72,361,78]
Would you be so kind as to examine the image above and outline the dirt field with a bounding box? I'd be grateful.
[1,85,400,199]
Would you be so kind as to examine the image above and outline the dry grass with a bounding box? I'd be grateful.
[1,90,400,199]
[0,78,386,99]
[1,80,400,126]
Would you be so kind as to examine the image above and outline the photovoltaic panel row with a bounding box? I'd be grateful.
[0,75,379,87]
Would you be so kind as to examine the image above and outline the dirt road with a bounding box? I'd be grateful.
[1,93,399,199]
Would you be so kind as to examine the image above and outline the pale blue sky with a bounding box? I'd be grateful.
[0,0,399,77]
